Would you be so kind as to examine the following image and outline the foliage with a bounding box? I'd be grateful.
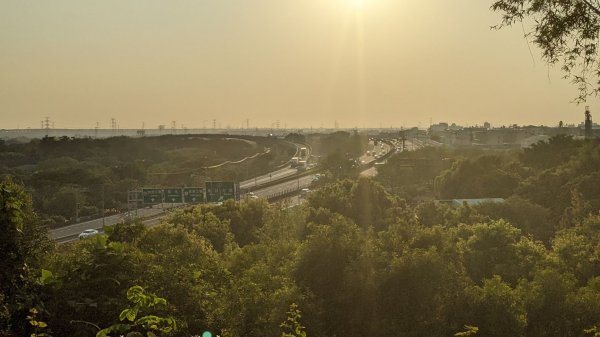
[6,135,600,336]
[491,0,600,101]
[280,303,306,337]
[436,155,521,199]
[96,285,176,337]
[27,308,51,337]
[307,178,401,231]
[0,177,53,336]
[104,219,147,244]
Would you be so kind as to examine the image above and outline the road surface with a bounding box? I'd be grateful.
[51,204,181,242]
[239,166,298,189]
[252,175,314,199]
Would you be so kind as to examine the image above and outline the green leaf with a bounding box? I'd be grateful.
[96,328,110,337]
[38,269,54,285]
[126,332,144,337]
[153,297,166,306]
[147,332,158,337]
[127,308,137,322]
[135,315,160,325]
[119,309,131,321]
[127,286,144,301]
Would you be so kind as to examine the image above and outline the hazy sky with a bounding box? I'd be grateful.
[1,0,596,129]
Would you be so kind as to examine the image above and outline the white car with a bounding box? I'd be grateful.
[78,229,99,240]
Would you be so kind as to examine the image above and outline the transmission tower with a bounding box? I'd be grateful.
[42,117,52,136]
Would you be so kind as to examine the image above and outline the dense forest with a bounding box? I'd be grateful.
[3,135,600,337]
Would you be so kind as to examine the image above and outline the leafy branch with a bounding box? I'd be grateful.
[97,286,176,337]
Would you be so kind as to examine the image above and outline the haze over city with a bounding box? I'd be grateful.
[1,0,597,129]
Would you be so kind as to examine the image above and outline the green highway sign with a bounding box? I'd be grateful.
[163,188,183,203]
[183,187,204,203]
[205,181,236,203]
[142,188,163,204]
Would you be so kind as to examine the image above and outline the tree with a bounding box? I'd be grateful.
[517,269,577,337]
[459,220,547,285]
[293,216,365,337]
[307,178,400,231]
[136,225,227,336]
[320,151,359,180]
[520,135,581,170]
[463,276,526,337]
[0,177,53,336]
[436,156,520,199]
[165,207,233,252]
[491,0,600,101]
[473,196,555,243]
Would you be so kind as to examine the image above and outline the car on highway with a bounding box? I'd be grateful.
[78,229,99,240]
[300,188,311,197]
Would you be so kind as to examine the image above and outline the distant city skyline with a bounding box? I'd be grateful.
[1,0,598,129]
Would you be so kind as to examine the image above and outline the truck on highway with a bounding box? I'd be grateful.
[297,160,308,171]
[299,147,308,160]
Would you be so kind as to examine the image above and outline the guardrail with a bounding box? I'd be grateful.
[266,187,304,202]
[246,167,320,192]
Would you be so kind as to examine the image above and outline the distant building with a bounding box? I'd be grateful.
[430,123,449,133]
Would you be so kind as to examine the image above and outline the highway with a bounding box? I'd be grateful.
[50,140,391,243]
[50,205,182,243]
[239,166,298,189]
[239,142,311,189]
[253,175,314,199]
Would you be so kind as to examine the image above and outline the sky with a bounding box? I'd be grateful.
[0,0,597,130]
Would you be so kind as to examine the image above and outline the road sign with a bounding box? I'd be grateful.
[142,188,163,205]
[205,181,236,203]
[183,187,204,203]
[163,188,183,203]
[128,190,143,202]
